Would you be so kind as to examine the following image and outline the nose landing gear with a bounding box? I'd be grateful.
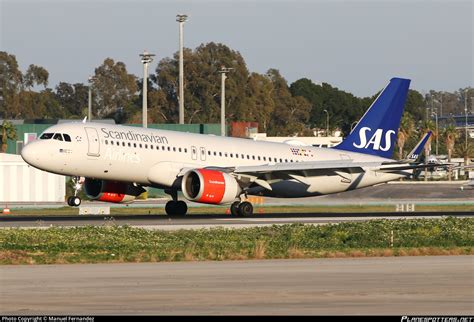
[67,176,83,207]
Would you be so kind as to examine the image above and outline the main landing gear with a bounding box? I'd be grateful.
[230,201,253,217]
[67,176,82,207]
[164,189,188,216]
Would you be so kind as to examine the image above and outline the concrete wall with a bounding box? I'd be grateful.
[0,153,66,202]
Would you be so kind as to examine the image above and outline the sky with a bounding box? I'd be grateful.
[1,0,472,97]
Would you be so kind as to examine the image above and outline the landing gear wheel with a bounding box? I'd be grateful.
[176,201,188,216]
[72,196,81,207]
[67,196,81,207]
[230,201,241,216]
[238,201,253,217]
[165,201,188,216]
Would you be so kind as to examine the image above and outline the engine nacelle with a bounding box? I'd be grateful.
[181,169,241,205]
[84,178,146,203]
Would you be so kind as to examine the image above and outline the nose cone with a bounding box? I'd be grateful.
[21,142,39,166]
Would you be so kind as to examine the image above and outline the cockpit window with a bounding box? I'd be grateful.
[53,133,63,141]
[63,134,71,142]
[40,133,54,140]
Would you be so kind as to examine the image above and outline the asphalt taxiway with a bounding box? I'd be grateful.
[1,256,472,315]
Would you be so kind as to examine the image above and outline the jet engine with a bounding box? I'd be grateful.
[181,169,241,204]
[84,178,146,203]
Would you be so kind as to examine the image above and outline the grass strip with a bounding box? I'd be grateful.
[5,203,474,216]
[0,217,472,265]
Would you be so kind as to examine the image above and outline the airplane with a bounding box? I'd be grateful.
[21,77,440,216]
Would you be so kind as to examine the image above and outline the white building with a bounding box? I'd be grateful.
[0,153,66,203]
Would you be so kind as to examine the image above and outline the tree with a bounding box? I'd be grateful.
[266,69,311,136]
[0,120,17,153]
[241,73,275,132]
[55,82,89,117]
[23,64,49,89]
[397,113,415,159]
[443,125,457,181]
[154,42,250,124]
[93,58,137,117]
[0,51,23,118]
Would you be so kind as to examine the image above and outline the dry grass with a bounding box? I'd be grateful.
[288,247,306,259]
[254,241,267,259]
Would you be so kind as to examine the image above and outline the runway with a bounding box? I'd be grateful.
[1,212,473,230]
[0,256,472,315]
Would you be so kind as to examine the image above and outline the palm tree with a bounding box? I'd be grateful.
[419,119,435,181]
[397,113,415,160]
[0,120,18,153]
[443,125,457,181]
[455,133,472,180]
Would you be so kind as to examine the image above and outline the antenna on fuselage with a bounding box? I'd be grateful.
[82,116,87,123]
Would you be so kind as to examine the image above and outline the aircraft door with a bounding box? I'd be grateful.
[200,147,206,161]
[85,127,100,157]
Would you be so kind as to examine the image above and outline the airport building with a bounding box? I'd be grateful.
[0,153,66,203]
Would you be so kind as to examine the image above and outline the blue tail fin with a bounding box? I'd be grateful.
[334,77,411,158]
[406,131,431,161]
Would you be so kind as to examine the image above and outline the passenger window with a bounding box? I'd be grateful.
[225,153,228,157]
[63,134,71,142]
[280,158,283,163]
[214,151,217,156]
[162,146,165,150]
[184,148,187,153]
[173,147,176,152]
[128,142,131,147]
[241,154,244,159]
[167,147,170,151]
[53,133,63,141]
[133,143,137,148]
[145,144,148,149]
[258,156,261,161]
[40,133,54,140]
[150,145,153,150]
[219,152,222,157]
[122,142,126,147]
[105,140,108,145]
[117,141,120,146]
[208,151,211,156]
[247,155,250,159]
[252,156,255,160]
[179,148,182,152]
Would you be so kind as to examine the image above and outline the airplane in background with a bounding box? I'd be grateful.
[21,77,440,216]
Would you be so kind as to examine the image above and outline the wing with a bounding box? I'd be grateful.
[228,160,448,191]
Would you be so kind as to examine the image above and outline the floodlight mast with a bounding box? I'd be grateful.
[219,66,233,136]
[87,76,97,122]
[140,50,155,128]
[176,14,188,124]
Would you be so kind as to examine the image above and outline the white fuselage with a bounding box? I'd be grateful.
[21,122,408,198]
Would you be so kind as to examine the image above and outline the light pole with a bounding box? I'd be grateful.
[464,90,469,150]
[176,14,188,125]
[219,66,233,136]
[87,76,96,122]
[140,50,155,128]
[432,111,439,155]
[323,109,329,136]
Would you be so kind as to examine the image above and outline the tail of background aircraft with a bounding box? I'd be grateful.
[334,77,411,159]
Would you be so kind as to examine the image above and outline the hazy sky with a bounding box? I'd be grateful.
[1,0,472,97]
